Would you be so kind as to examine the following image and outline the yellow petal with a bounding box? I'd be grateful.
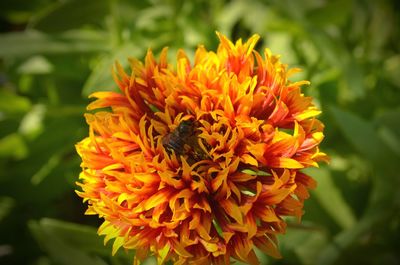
[171,239,193,258]
[157,242,171,264]
[268,157,303,169]
[240,154,258,167]
[112,237,124,256]
[220,198,243,224]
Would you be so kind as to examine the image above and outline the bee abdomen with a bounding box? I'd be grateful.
[162,134,185,154]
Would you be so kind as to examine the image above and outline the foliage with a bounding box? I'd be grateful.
[0,0,399,264]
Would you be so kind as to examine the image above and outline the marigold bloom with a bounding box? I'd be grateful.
[76,33,328,265]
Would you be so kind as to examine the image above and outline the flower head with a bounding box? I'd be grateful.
[76,33,328,265]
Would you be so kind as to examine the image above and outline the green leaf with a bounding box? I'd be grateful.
[0,30,109,58]
[0,133,28,160]
[305,28,365,102]
[329,106,394,164]
[31,151,62,185]
[375,108,400,139]
[306,167,357,229]
[241,168,270,176]
[0,196,15,222]
[28,0,110,33]
[264,33,297,65]
[305,28,344,68]
[17,55,54,74]
[384,55,400,87]
[316,213,381,265]
[29,219,109,265]
[0,90,32,115]
[0,0,47,23]
[135,5,173,31]
[33,219,108,254]
[319,108,400,265]
[377,126,400,157]
[280,223,328,265]
[340,59,365,102]
[307,0,351,27]
[215,0,247,35]
[19,104,46,139]
[30,218,134,260]
[82,43,142,96]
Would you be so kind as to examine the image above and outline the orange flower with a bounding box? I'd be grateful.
[76,33,328,265]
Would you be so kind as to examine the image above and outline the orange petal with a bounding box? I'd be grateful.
[220,198,243,224]
[267,157,304,169]
[253,235,282,259]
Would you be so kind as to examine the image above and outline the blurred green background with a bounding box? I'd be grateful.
[0,0,399,264]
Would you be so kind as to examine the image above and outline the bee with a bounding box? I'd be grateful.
[162,119,209,162]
